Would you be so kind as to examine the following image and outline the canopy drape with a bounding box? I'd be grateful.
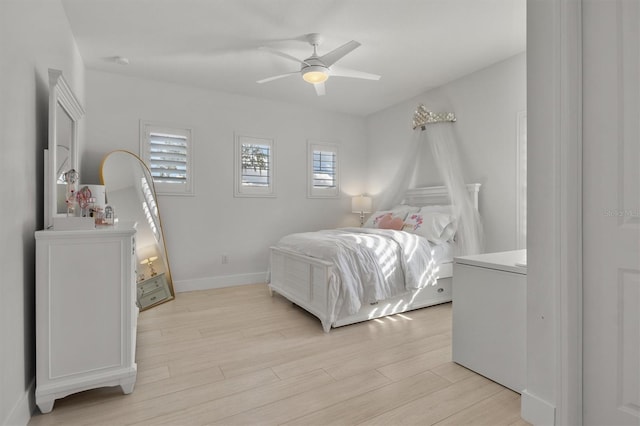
[377,114,483,255]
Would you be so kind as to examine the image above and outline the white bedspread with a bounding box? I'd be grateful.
[273,227,439,318]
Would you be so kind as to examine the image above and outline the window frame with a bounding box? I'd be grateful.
[139,120,194,196]
[234,133,276,198]
[307,140,340,198]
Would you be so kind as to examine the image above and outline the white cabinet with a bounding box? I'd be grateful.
[35,225,138,413]
[452,250,527,393]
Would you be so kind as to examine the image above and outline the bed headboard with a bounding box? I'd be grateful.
[403,183,481,210]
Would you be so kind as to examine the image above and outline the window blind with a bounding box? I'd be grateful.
[312,150,336,188]
[148,132,188,185]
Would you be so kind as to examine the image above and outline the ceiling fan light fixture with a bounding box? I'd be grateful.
[302,66,329,84]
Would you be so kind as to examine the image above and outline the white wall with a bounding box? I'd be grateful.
[521,0,575,423]
[82,70,367,290]
[0,1,84,424]
[366,53,526,253]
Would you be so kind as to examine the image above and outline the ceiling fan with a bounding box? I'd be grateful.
[257,33,381,96]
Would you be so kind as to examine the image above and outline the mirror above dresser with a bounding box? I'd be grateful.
[44,69,85,230]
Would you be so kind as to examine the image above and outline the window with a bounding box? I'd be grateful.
[140,121,194,196]
[308,141,339,198]
[234,134,275,197]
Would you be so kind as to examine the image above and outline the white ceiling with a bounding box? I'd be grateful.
[61,0,526,116]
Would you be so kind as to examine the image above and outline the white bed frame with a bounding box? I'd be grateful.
[269,184,481,332]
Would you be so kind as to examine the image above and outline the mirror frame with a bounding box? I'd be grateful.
[99,150,176,309]
[45,68,85,230]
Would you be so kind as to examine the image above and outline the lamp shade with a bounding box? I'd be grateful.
[351,195,372,214]
[141,256,158,265]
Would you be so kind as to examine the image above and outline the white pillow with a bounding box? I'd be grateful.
[392,204,420,215]
[420,204,454,215]
[402,211,457,243]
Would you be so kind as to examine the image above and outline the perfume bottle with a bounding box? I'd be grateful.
[104,205,115,225]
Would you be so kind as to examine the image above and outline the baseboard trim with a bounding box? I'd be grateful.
[4,378,35,426]
[521,389,556,425]
[174,272,268,293]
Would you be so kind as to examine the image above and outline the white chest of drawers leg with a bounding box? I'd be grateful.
[452,250,527,393]
[35,225,138,413]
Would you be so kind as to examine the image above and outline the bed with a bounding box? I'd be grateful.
[269,184,481,332]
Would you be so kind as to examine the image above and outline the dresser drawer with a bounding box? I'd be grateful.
[139,274,167,294]
[138,286,169,309]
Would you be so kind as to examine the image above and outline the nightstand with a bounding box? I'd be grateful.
[137,272,170,309]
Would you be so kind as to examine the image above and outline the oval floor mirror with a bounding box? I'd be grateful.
[100,150,175,310]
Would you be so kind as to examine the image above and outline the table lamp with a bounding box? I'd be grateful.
[351,195,372,226]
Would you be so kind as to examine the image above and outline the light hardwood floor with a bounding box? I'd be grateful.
[29,283,530,426]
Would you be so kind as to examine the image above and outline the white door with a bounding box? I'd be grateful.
[583,0,640,424]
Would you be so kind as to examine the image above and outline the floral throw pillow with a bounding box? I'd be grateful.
[403,212,457,243]
[364,210,409,228]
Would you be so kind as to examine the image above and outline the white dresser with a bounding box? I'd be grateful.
[452,249,527,393]
[34,224,138,413]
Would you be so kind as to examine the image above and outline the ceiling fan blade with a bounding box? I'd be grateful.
[256,71,299,84]
[319,40,361,67]
[259,46,308,66]
[330,66,381,81]
[314,82,326,96]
